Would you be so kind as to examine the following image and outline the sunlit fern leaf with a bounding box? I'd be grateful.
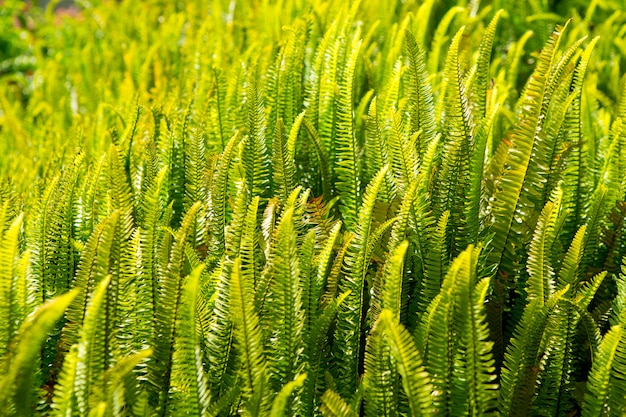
[63,212,120,353]
[498,286,569,416]
[435,27,474,256]
[102,348,152,417]
[0,289,77,415]
[334,166,389,394]
[385,109,419,198]
[428,6,466,86]
[299,230,318,341]
[184,126,209,210]
[244,72,270,199]
[365,98,396,201]
[230,257,270,416]
[532,300,578,417]
[405,30,437,158]
[335,31,363,231]
[469,10,504,120]
[208,132,242,256]
[379,309,435,416]
[167,103,193,227]
[302,290,350,416]
[266,22,306,130]
[363,316,399,417]
[58,276,111,417]
[50,344,79,417]
[270,374,307,417]
[0,214,24,359]
[527,188,562,304]
[416,246,469,415]
[205,257,238,401]
[380,241,409,321]
[419,210,449,314]
[272,118,296,201]
[149,202,201,414]
[445,246,498,416]
[388,178,419,252]
[465,103,497,245]
[320,389,359,417]
[168,265,211,416]
[263,208,305,403]
[487,23,567,273]
[582,325,625,417]
[557,225,586,293]
[29,153,83,302]
[558,39,598,234]
[137,167,167,349]
[582,183,608,271]
[464,276,498,416]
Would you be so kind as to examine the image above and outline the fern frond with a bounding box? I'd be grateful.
[270,374,307,417]
[405,30,437,156]
[469,10,504,119]
[149,202,201,413]
[334,166,389,393]
[582,325,624,417]
[335,32,363,231]
[498,286,569,416]
[230,258,270,416]
[363,312,400,417]
[168,265,211,416]
[243,73,271,199]
[0,289,78,414]
[379,309,435,416]
[527,188,562,304]
[320,389,359,417]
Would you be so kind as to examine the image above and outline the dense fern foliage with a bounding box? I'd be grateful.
[3,0,626,415]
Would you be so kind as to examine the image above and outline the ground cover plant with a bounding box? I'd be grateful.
[2,0,626,415]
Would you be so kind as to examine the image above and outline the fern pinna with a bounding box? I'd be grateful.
[2,0,626,416]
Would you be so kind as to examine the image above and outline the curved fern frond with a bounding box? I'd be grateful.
[379,309,435,416]
[0,289,78,414]
[320,389,359,417]
[582,325,625,417]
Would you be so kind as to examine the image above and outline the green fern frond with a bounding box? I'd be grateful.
[335,31,363,231]
[498,286,569,416]
[320,389,359,417]
[244,73,270,199]
[527,188,562,304]
[469,10,504,119]
[168,265,210,416]
[582,325,625,417]
[230,257,270,416]
[270,374,307,417]
[0,289,78,415]
[379,309,435,416]
[150,202,201,413]
[334,166,389,393]
[363,316,399,417]
[405,30,437,156]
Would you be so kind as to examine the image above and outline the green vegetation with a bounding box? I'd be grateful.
[2,0,626,415]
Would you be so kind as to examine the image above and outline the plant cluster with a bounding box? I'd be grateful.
[2,0,626,415]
